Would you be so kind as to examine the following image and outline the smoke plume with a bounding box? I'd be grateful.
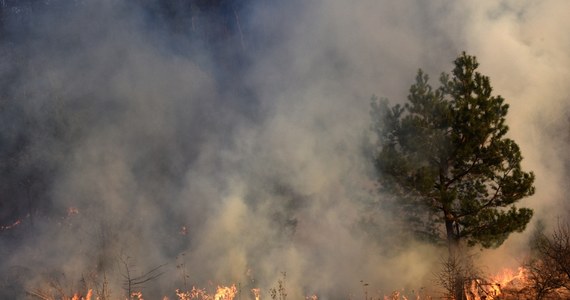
[0,0,569,299]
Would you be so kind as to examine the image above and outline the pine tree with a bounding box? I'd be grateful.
[370,52,535,253]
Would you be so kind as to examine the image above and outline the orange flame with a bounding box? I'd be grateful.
[491,267,526,286]
[70,289,92,300]
[176,287,207,300]
[175,284,237,300]
[131,291,144,300]
[490,266,527,297]
[251,288,260,300]
[214,284,237,300]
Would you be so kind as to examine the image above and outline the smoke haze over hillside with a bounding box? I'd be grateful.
[0,0,569,299]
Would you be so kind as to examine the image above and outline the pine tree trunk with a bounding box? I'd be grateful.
[445,217,465,300]
[445,218,457,256]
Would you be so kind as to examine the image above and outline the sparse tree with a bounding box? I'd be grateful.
[524,220,570,299]
[120,255,165,299]
[370,52,535,298]
[435,253,481,300]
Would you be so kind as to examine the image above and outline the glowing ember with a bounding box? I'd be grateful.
[67,207,80,216]
[0,219,22,231]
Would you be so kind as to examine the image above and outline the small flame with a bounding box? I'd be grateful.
[176,285,237,300]
[384,290,400,300]
[131,291,144,300]
[251,288,260,300]
[70,289,92,300]
[214,284,237,300]
[176,287,207,300]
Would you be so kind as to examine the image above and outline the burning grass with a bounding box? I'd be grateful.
[28,272,553,300]
[459,266,570,300]
[25,284,437,300]
[21,249,570,300]
[174,285,237,300]
[25,271,436,300]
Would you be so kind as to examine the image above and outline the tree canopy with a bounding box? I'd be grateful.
[370,52,535,251]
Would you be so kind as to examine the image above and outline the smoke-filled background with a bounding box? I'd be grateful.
[0,0,569,298]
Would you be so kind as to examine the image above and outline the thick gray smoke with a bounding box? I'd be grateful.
[1,0,569,299]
